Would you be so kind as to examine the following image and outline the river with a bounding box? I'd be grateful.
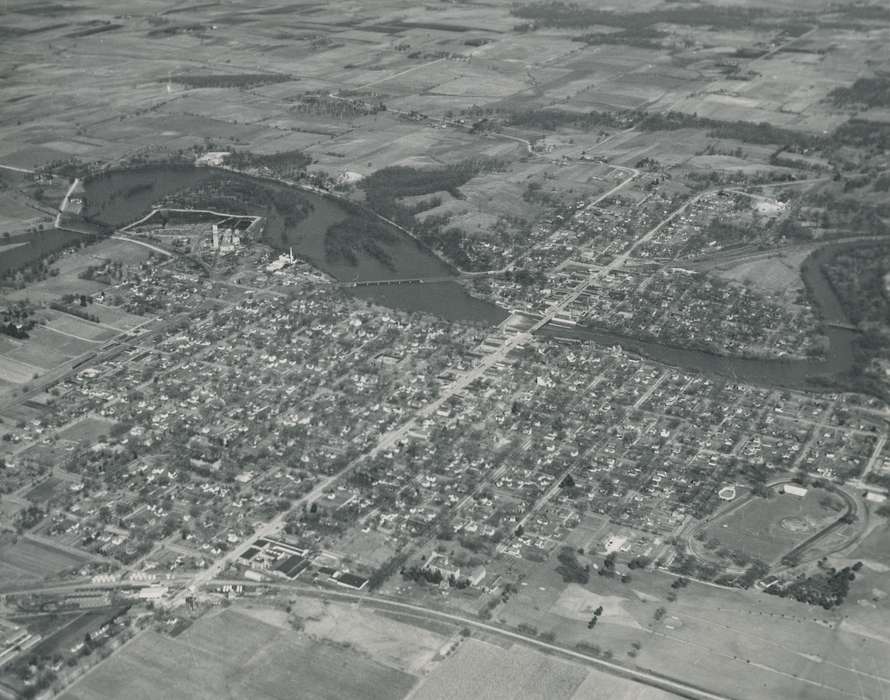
[540,241,866,391]
[80,164,871,390]
[80,164,505,324]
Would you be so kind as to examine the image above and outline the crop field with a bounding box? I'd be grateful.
[410,637,676,700]
[44,311,117,342]
[61,609,418,700]
[636,575,890,700]
[283,598,448,675]
[0,354,39,384]
[701,487,843,563]
[0,536,88,580]
[1,326,92,370]
[88,303,146,330]
[487,556,890,700]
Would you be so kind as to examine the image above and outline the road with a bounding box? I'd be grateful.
[0,577,189,596]
[212,580,732,700]
[358,57,447,89]
[0,163,34,174]
[860,433,888,480]
[750,26,818,65]
[119,207,261,233]
[55,177,81,228]
[167,179,746,607]
[110,234,174,257]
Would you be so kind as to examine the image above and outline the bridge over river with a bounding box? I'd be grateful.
[340,276,458,288]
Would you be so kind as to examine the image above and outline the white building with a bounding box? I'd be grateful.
[782,484,808,498]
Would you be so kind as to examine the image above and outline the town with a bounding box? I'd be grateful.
[1,1,890,699]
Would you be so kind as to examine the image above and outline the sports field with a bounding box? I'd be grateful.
[60,609,418,700]
[701,487,843,562]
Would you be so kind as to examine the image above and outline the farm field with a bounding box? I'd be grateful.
[701,487,844,563]
[60,608,418,700]
[87,303,147,330]
[282,598,449,675]
[410,637,676,700]
[0,534,90,582]
[44,311,118,342]
[0,326,94,371]
[636,575,890,700]
[0,354,40,384]
[479,544,890,700]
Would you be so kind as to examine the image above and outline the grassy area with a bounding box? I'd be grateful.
[61,609,417,700]
[701,487,843,563]
[0,536,88,579]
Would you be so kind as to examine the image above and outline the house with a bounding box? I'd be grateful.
[424,552,461,581]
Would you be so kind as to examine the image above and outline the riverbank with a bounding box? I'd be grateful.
[538,238,882,393]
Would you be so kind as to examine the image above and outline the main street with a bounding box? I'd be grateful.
[167,177,733,608]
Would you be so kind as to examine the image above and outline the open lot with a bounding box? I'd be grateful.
[24,476,63,504]
[58,416,117,444]
[700,247,816,302]
[60,608,418,700]
[283,597,447,675]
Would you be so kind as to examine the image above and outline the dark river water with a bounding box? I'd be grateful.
[79,165,871,389]
[80,164,505,324]
[541,242,864,391]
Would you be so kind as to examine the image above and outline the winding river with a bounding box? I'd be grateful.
[541,242,866,391]
[80,164,506,324]
[79,164,875,390]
